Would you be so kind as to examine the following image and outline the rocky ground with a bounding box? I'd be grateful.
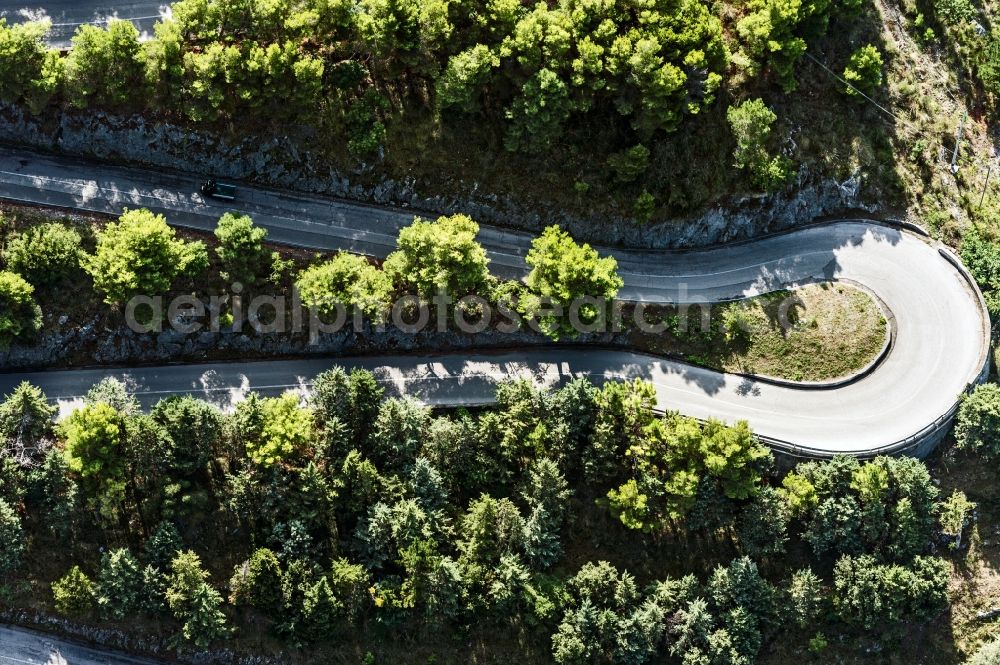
[0,104,877,250]
[0,313,627,370]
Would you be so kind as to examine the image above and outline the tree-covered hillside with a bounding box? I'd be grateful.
[0,0,997,228]
[0,372,975,662]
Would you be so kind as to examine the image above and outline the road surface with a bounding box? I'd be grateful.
[0,624,159,664]
[0,2,165,47]
[0,147,990,457]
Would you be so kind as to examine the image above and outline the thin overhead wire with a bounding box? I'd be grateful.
[802,51,902,121]
[48,15,164,27]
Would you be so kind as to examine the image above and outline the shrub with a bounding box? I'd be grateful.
[296,252,393,320]
[729,99,779,153]
[966,639,1000,665]
[960,230,1000,317]
[633,191,656,223]
[606,144,651,183]
[939,490,976,549]
[955,383,1000,458]
[961,230,1000,290]
[720,305,753,344]
[346,92,387,157]
[933,0,976,26]
[808,632,829,653]
[843,45,884,98]
[727,99,794,191]
[981,33,1000,96]
[0,270,42,348]
[52,565,96,616]
[4,222,82,286]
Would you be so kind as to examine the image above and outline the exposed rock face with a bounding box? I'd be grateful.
[0,313,628,370]
[0,104,877,249]
[2,607,281,664]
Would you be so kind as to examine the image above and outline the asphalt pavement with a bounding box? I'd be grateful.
[0,1,166,47]
[0,5,991,662]
[0,624,160,664]
[0,146,990,457]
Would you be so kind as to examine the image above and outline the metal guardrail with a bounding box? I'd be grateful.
[759,399,966,461]
[605,219,990,460]
[0,170,987,459]
[758,231,993,460]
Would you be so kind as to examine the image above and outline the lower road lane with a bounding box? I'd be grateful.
[0,147,990,458]
[0,624,159,665]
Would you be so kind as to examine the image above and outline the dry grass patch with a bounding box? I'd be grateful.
[630,282,888,382]
[711,283,889,381]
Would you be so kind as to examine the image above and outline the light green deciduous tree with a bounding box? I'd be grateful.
[297,252,393,319]
[523,225,622,339]
[384,214,491,299]
[84,208,208,304]
[0,270,42,348]
[727,98,794,191]
[214,213,271,285]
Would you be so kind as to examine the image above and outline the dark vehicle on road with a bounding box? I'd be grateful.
[200,179,237,201]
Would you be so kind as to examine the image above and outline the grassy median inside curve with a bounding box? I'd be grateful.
[629,282,889,383]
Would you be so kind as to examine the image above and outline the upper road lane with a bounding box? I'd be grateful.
[0,624,159,664]
[0,2,165,47]
[0,146,989,457]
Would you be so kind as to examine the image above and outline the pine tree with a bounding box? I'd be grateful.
[0,381,55,464]
[230,548,284,616]
[166,551,229,647]
[52,565,95,616]
[0,498,24,575]
[97,548,143,620]
[300,576,342,641]
[180,582,230,647]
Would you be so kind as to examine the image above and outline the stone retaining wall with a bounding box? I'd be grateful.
[0,103,878,249]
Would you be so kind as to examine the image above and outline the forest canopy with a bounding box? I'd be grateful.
[0,372,965,660]
[0,0,861,178]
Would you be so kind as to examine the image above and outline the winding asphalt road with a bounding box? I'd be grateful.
[0,624,158,664]
[0,147,990,458]
[0,2,166,47]
[0,4,989,662]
